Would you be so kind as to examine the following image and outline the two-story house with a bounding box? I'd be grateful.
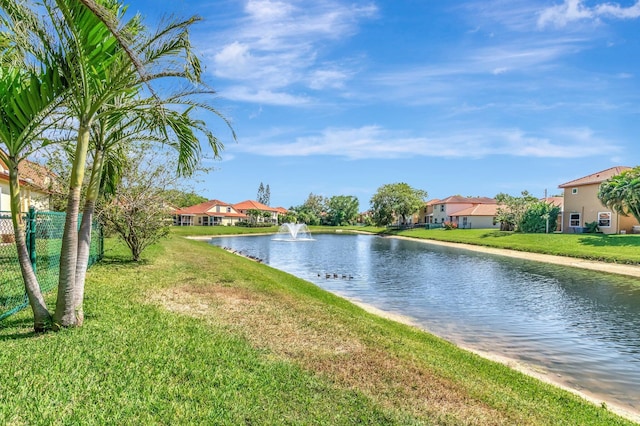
[233,200,280,225]
[558,166,638,234]
[430,196,498,229]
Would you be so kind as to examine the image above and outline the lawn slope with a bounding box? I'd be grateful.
[0,235,635,425]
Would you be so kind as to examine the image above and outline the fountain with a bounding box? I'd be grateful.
[272,223,314,241]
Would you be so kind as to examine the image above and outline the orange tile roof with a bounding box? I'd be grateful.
[274,206,288,214]
[437,195,496,204]
[425,199,441,206]
[0,157,58,194]
[173,199,232,215]
[451,204,499,217]
[233,199,278,212]
[542,196,564,208]
[558,166,632,188]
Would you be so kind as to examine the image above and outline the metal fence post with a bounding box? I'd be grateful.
[27,206,37,273]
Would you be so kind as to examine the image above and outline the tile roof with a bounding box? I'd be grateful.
[233,200,278,212]
[542,196,564,208]
[173,199,232,215]
[437,195,496,204]
[558,166,632,188]
[451,204,499,217]
[0,157,58,194]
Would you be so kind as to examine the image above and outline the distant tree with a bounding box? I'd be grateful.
[257,182,265,204]
[289,193,325,225]
[519,201,561,233]
[98,148,176,262]
[495,191,538,232]
[326,195,359,226]
[264,184,271,206]
[246,208,261,225]
[370,183,427,226]
[598,167,640,224]
[161,189,207,208]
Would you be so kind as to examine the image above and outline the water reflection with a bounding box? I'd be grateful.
[210,233,640,411]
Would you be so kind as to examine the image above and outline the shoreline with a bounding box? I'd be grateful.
[191,232,640,422]
[391,235,640,278]
[344,296,640,424]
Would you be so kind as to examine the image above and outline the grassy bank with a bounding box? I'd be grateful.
[387,228,640,264]
[0,235,634,425]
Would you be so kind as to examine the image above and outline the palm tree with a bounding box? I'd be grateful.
[73,95,227,324]
[0,67,66,331]
[598,167,640,224]
[2,0,232,329]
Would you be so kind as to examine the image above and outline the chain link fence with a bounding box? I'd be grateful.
[0,208,103,321]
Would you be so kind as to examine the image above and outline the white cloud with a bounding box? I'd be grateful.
[221,86,311,106]
[203,0,378,103]
[538,0,640,28]
[231,125,620,160]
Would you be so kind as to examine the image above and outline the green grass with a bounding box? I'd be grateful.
[0,235,635,425]
[170,224,281,237]
[388,228,640,264]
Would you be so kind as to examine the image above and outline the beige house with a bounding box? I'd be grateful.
[558,166,638,234]
[233,200,280,225]
[450,203,500,229]
[430,196,497,227]
[172,199,246,226]
[417,199,439,225]
[0,159,55,213]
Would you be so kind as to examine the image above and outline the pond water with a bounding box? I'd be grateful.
[209,233,640,413]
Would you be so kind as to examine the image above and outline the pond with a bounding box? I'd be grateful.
[209,233,640,413]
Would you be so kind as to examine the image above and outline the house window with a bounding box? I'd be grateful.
[571,188,578,195]
[440,205,444,212]
[227,207,231,213]
[598,212,612,228]
[569,213,581,227]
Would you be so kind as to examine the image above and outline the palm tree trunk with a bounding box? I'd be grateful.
[8,163,51,331]
[54,124,90,328]
[74,148,105,325]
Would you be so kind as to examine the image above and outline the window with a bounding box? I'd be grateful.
[440,205,445,212]
[227,207,231,213]
[569,213,581,227]
[571,188,578,195]
[598,212,611,228]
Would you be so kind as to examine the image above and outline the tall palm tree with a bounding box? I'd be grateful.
[0,67,66,331]
[2,0,232,329]
[598,167,640,224]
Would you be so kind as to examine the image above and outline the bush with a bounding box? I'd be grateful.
[443,221,458,230]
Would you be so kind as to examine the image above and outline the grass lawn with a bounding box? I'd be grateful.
[388,228,640,264]
[0,234,635,425]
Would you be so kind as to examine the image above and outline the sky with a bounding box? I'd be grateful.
[126,0,640,210]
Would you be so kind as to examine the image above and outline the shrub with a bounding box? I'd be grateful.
[443,221,458,230]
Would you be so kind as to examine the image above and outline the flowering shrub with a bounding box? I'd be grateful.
[443,221,458,230]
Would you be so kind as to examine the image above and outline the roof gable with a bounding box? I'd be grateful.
[173,199,232,215]
[558,166,632,188]
[438,195,496,204]
[233,199,277,212]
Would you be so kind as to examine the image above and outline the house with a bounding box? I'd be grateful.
[172,199,246,226]
[430,196,497,228]
[417,199,439,225]
[558,166,638,234]
[233,200,279,225]
[450,203,500,229]
[0,158,56,213]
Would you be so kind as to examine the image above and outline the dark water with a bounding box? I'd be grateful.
[209,234,640,412]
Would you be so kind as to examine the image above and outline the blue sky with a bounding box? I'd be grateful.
[128,0,640,210]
